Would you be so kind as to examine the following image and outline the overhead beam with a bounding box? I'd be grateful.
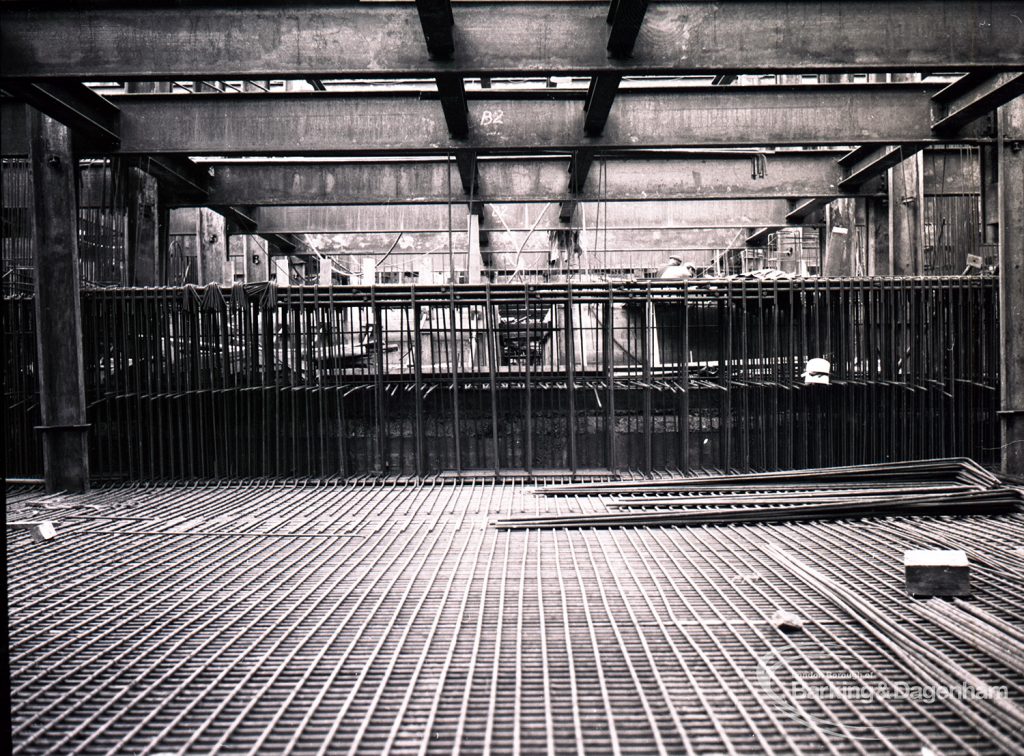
[436,74,469,138]
[11,153,883,206]
[583,75,622,138]
[745,227,782,247]
[791,72,1022,232]
[218,205,259,235]
[835,73,1019,191]
[413,1,468,139]
[581,0,649,141]
[0,98,294,254]
[4,2,1021,79]
[205,151,864,204]
[1,85,983,156]
[251,200,794,235]
[264,233,310,256]
[413,0,476,249]
[932,72,1024,133]
[1,81,118,148]
[144,154,212,202]
[414,0,456,60]
[786,197,830,224]
[837,144,928,192]
[606,0,649,57]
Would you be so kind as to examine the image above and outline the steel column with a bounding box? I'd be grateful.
[27,109,89,492]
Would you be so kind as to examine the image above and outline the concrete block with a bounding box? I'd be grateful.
[904,549,971,597]
[29,521,57,542]
[8,520,57,542]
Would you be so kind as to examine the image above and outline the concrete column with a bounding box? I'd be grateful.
[243,236,269,282]
[998,99,1024,476]
[156,195,170,285]
[273,256,292,286]
[889,151,925,275]
[127,168,159,285]
[887,73,925,275]
[865,196,890,276]
[318,257,334,285]
[981,143,1000,247]
[361,257,376,285]
[196,207,228,284]
[823,197,857,275]
[467,212,482,282]
[27,109,89,492]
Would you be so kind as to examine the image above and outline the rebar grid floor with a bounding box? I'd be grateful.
[8,479,1024,754]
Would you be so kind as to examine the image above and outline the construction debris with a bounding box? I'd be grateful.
[904,549,972,597]
[8,521,57,542]
[769,609,805,632]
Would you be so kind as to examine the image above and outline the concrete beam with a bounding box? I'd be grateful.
[251,200,793,234]
[932,72,1024,134]
[837,144,929,192]
[192,152,869,207]
[0,85,987,156]
[1,85,993,157]
[4,2,1021,79]
[3,81,118,148]
[745,227,782,247]
[831,74,1021,192]
[786,197,830,224]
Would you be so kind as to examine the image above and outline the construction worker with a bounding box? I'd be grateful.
[660,256,695,280]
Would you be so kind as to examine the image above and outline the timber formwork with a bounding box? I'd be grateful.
[7,479,1024,753]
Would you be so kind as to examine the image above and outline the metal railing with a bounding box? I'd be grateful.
[3,277,999,479]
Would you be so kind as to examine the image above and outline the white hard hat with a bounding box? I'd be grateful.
[801,357,831,385]
[802,358,831,375]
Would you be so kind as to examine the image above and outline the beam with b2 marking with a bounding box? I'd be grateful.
[15,84,982,156]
